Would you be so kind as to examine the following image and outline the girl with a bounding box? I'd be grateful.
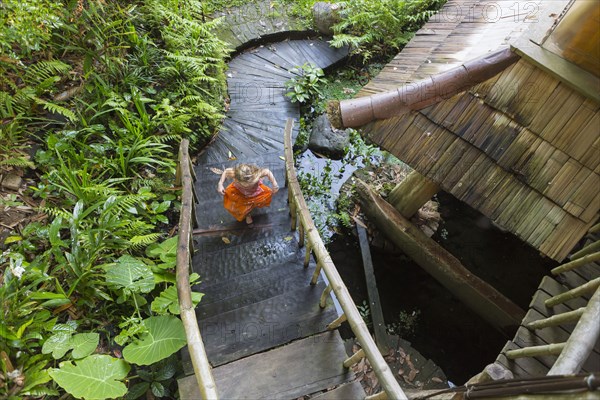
[217,164,279,224]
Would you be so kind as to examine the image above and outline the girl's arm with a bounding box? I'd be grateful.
[262,169,279,193]
[217,168,235,195]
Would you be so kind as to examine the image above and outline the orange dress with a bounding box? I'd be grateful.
[223,179,273,221]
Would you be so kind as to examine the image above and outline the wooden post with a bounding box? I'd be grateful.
[545,278,600,307]
[387,170,440,218]
[570,241,600,261]
[304,242,312,268]
[343,348,365,368]
[357,223,390,353]
[327,313,347,330]
[320,284,332,309]
[552,252,600,275]
[506,343,565,358]
[526,308,585,330]
[355,179,525,335]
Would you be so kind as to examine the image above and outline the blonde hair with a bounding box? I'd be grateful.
[234,164,261,184]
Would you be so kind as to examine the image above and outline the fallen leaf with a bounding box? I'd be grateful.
[357,358,366,372]
[210,167,223,175]
[432,377,444,383]
[408,369,418,382]
[398,348,407,359]
[222,237,231,244]
[279,156,285,161]
[283,236,293,242]
[397,368,405,376]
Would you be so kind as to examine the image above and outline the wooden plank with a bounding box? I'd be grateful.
[198,280,337,366]
[511,326,558,370]
[179,331,353,400]
[357,224,390,352]
[311,381,367,399]
[497,341,549,377]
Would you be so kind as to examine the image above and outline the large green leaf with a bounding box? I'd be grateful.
[49,355,130,400]
[122,316,186,365]
[145,235,178,264]
[150,282,203,315]
[42,332,99,359]
[105,255,155,294]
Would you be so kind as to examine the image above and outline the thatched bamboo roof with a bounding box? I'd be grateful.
[342,0,599,260]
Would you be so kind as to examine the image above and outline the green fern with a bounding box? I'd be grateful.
[0,156,34,169]
[129,233,164,249]
[35,98,77,122]
[23,60,71,88]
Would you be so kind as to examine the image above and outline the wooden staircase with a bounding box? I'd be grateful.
[176,38,374,398]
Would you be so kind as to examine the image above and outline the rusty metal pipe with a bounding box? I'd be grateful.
[338,47,520,128]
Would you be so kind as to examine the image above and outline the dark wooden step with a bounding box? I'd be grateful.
[178,331,353,400]
[192,220,295,253]
[193,231,301,286]
[198,279,337,366]
[197,254,315,319]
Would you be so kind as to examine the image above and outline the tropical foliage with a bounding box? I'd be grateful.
[330,0,446,60]
[277,0,446,60]
[285,63,328,104]
[0,0,225,398]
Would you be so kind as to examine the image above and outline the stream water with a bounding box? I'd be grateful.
[297,150,557,384]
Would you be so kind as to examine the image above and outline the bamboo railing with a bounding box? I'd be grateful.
[283,118,407,400]
[505,231,600,375]
[175,139,219,400]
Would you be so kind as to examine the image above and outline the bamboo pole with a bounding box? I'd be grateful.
[310,261,322,285]
[570,241,600,261]
[283,119,407,400]
[545,277,600,307]
[505,343,566,359]
[327,313,347,330]
[298,221,305,248]
[526,308,585,330]
[304,242,312,268]
[589,222,600,234]
[552,252,600,275]
[320,284,332,309]
[343,348,365,368]
[176,139,219,400]
[548,287,600,375]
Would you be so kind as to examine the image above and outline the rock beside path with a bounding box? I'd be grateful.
[309,114,350,159]
[312,2,342,36]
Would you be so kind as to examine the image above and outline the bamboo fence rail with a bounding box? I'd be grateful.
[514,235,600,376]
[176,139,219,400]
[283,118,407,400]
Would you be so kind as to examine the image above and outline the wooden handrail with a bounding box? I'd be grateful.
[176,139,219,400]
[283,119,407,400]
